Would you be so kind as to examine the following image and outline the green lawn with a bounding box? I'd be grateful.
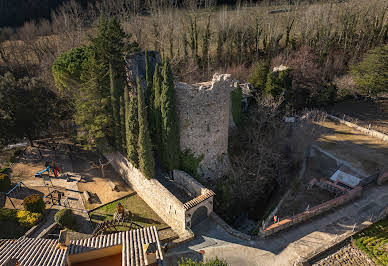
[353,218,388,265]
[89,194,169,231]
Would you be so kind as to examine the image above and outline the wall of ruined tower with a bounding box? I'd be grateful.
[175,74,234,180]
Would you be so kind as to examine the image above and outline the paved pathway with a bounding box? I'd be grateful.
[165,184,388,266]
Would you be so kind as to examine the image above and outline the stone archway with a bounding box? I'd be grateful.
[191,206,208,226]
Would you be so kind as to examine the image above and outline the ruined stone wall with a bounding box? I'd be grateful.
[175,74,234,180]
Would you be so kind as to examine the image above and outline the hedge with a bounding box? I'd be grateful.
[54,208,75,228]
[23,194,45,214]
[0,208,42,228]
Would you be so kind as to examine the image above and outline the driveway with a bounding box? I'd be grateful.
[165,184,388,266]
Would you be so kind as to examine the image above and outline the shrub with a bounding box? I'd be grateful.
[16,210,42,227]
[180,149,204,180]
[249,62,270,93]
[0,173,11,192]
[178,257,228,266]
[0,208,17,221]
[54,209,75,228]
[23,194,45,214]
[351,44,388,97]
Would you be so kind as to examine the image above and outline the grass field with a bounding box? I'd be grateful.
[353,219,388,265]
[89,194,169,231]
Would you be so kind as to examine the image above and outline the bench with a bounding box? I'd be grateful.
[108,181,118,191]
[83,191,92,203]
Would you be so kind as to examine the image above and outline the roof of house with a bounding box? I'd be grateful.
[0,237,67,266]
[0,226,163,266]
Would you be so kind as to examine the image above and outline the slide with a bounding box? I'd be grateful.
[35,166,49,177]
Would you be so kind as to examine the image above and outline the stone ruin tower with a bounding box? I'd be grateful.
[125,52,234,180]
[175,74,234,180]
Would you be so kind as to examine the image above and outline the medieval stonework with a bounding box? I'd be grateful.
[175,74,234,180]
[125,52,234,180]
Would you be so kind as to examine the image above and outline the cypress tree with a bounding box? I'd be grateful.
[109,63,121,149]
[145,50,154,133]
[119,95,126,152]
[152,64,162,154]
[160,60,180,172]
[137,77,155,179]
[126,86,139,168]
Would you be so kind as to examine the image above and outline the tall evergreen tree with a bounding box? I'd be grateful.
[109,63,121,149]
[75,52,111,147]
[119,95,126,152]
[160,60,180,172]
[152,64,162,154]
[126,86,139,168]
[145,50,155,136]
[137,77,155,179]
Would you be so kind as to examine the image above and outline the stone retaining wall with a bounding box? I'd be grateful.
[102,151,187,233]
[327,114,388,142]
[102,152,215,233]
[260,187,363,238]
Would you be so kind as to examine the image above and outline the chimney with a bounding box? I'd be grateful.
[143,242,157,265]
[57,229,70,249]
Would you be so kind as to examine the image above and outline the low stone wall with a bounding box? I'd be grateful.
[102,151,187,233]
[327,114,388,142]
[173,170,206,197]
[260,187,363,238]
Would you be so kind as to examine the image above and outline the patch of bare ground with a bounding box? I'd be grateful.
[71,148,134,210]
[315,120,388,174]
[313,243,376,266]
[276,185,336,220]
[328,97,388,134]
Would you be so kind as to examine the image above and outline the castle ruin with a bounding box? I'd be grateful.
[125,52,234,180]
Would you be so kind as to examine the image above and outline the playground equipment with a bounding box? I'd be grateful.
[6,182,31,209]
[35,161,60,178]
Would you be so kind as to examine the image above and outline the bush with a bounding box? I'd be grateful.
[351,44,388,97]
[54,208,75,228]
[178,257,228,266]
[180,149,204,180]
[0,208,17,221]
[23,194,45,214]
[0,173,11,192]
[249,62,270,93]
[16,210,42,227]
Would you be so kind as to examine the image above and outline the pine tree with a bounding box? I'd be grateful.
[75,52,111,148]
[160,60,180,172]
[137,77,155,179]
[152,64,162,154]
[126,86,139,168]
[119,95,126,152]
[109,63,121,149]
